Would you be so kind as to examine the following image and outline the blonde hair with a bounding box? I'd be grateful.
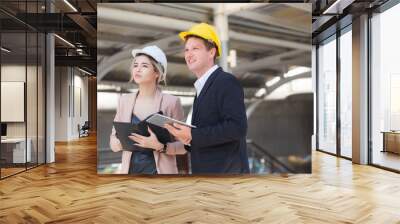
[129,54,166,85]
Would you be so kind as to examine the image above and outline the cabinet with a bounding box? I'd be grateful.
[0,138,32,165]
[382,131,400,154]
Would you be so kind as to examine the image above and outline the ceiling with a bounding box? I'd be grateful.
[1,1,313,96]
[2,0,391,93]
[0,0,97,74]
[97,3,312,90]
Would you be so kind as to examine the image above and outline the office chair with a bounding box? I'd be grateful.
[79,121,90,138]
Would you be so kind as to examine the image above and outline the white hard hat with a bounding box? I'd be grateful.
[131,45,167,82]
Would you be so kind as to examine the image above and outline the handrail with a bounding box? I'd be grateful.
[246,139,296,173]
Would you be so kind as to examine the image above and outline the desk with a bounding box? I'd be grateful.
[382,131,400,154]
[1,138,31,163]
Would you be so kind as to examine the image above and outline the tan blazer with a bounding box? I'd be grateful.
[110,89,187,174]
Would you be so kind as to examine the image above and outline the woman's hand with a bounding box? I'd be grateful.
[129,127,164,152]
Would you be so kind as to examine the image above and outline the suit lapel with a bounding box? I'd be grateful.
[192,67,221,121]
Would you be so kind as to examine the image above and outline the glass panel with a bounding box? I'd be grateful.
[371,3,400,171]
[0,1,27,13]
[340,29,352,158]
[0,1,29,32]
[27,31,38,169]
[0,1,46,178]
[1,30,27,177]
[318,37,337,154]
[38,32,45,165]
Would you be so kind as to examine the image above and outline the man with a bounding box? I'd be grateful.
[165,23,249,174]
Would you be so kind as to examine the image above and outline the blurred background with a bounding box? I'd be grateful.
[97,3,313,174]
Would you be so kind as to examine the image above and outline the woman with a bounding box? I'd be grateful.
[110,45,187,174]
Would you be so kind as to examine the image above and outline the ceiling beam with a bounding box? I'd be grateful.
[98,7,310,51]
[214,3,271,15]
[266,71,311,94]
[98,32,153,44]
[229,31,311,51]
[55,55,96,72]
[230,16,310,38]
[98,5,194,31]
[188,3,271,15]
[105,3,210,23]
[233,11,310,34]
[52,0,77,13]
[323,0,355,14]
[67,14,97,38]
[282,3,312,13]
[269,57,311,71]
[233,50,304,74]
[312,15,334,33]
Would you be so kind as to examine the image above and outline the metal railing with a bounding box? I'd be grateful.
[246,139,296,174]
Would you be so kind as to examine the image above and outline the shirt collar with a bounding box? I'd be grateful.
[194,65,219,96]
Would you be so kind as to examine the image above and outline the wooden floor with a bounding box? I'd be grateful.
[1,167,26,177]
[373,150,400,171]
[1,134,400,223]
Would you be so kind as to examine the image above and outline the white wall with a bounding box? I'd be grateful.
[72,73,89,138]
[55,67,89,141]
[1,65,25,128]
[1,65,26,81]
[2,64,46,164]
[55,67,69,141]
[1,65,27,138]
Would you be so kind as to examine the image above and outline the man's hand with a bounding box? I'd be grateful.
[164,123,192,145]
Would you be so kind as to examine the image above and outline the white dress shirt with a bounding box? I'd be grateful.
[186,65,219,126]
[194,65,219,97]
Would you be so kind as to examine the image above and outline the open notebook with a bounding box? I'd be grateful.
[113,113,172,152]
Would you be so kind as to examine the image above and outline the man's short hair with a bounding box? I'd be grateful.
[185,35,217,62]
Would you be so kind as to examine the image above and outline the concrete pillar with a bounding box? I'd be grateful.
[46,27,55,162]
[352,14,369,164]
[214,4,230,72]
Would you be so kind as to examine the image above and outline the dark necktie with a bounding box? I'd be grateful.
[192,94,198,123]
[193,94,197,104]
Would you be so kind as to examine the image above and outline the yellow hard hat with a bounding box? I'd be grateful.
[179,23,222,57]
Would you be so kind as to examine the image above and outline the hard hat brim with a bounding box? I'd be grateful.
[178,31,221,57]
[131,49,146,59]
[178,31,191,41]
[131,49,160,65]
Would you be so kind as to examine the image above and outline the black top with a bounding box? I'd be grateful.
[128,113,157,175]
[128,91,160,175]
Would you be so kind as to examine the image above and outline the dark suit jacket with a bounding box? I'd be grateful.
[188,67,250,174]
